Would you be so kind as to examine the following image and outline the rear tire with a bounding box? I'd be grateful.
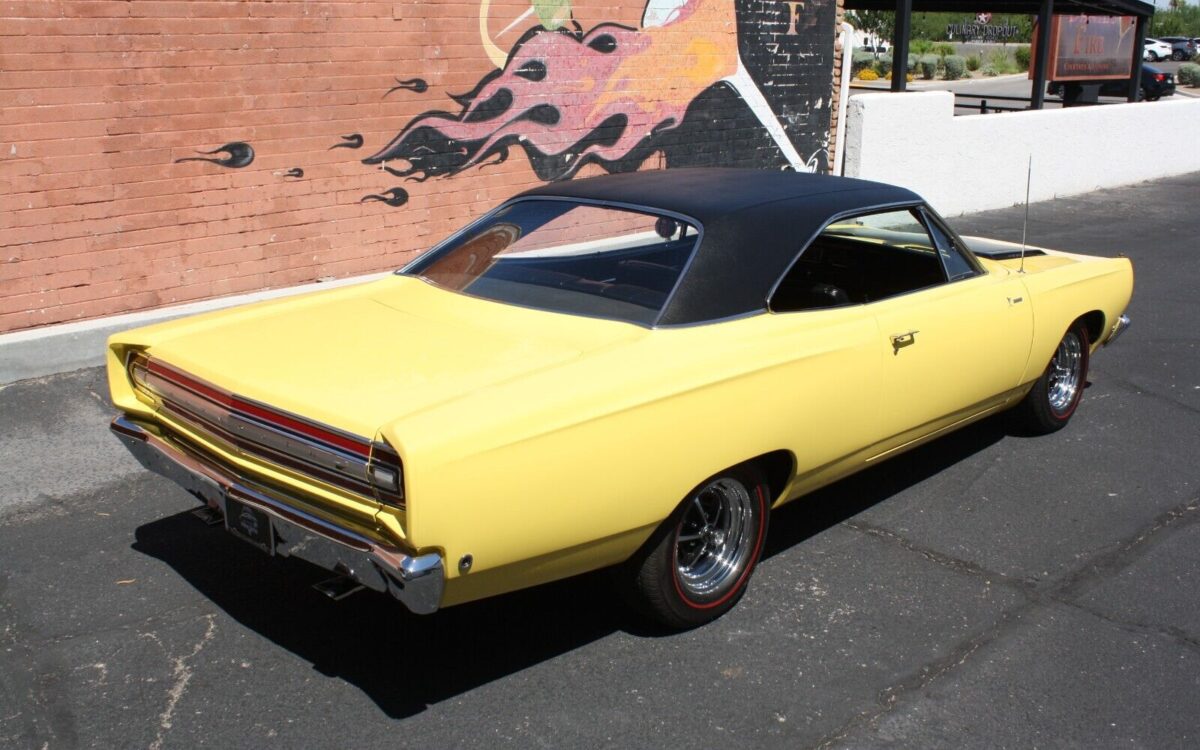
[1013,321,1090,434]
[619,465,770,630]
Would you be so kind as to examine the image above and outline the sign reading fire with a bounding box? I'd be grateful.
[1032,15,1137,81]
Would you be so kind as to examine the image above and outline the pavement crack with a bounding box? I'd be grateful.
[1056,599,1200,654]
[814,501,1200,748]
[143,614,217,750]
[1049,497,1200,602]
[842,519,1029,592]
[10,598,219,656]
[810,603,1035,750]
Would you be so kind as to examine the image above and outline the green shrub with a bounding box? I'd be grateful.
[981,64,1001,77]
[988,48,1015,74]
[919,54,939,80]
[910,39,934,55]
[966,54,981,72]
[943,55,966,80]
[874,56,893,77]
[907,53,918,72]
[1180,62,1200,86]
[851,50,875,77]
[1014,45,1031,71]
[933,43,956,58]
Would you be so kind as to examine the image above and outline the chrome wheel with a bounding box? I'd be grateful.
[674,477,756,601]
[622,466,768,628]
[1047,331,1084,416]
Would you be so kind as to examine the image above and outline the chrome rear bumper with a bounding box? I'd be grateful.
[1106,313,1131,346]
[111,415,443,614]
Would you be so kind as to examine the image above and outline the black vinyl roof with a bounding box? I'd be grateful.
[518,168,917,227]
[515,169,922,325]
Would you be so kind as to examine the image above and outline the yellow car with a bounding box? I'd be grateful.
[109,169,1133,628]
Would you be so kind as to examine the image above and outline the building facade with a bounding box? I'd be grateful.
[1,0,845,333]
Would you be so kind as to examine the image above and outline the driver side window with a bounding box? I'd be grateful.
[770,208,947,313]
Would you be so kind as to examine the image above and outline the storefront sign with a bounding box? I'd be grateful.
[1032,15,1137,81]
[947,19,1021,41]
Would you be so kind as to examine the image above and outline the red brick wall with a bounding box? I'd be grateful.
[1,1,840,334]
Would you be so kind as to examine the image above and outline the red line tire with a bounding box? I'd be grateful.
[619,465,769,630]
[1013,321,1090,435]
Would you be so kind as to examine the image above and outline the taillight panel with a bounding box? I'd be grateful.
[369,441,406,507]
[127,353,403,508]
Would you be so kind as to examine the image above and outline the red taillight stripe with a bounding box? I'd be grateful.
[146,359,371,458]
[233,399,370,458]
[147,359,235,408]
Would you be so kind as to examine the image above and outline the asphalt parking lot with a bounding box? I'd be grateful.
[2,172,1199,749]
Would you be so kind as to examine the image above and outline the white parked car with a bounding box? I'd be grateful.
[1143,38,1173,61]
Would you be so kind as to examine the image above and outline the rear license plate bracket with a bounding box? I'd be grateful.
[225,495,275,555]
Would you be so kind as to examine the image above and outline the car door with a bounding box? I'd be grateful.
[750,301,882,497]
[862,208,1032,453]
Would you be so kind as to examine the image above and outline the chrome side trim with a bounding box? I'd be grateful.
[1106,314,1131,346]
[111,415,443,615]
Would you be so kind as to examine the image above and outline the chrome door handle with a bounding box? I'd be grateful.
[890,330,919,354]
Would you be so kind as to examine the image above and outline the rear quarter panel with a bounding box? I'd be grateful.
[382,307,881,606]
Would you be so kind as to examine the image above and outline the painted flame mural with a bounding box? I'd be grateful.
[363,0,833,195]
[174,1,836,210]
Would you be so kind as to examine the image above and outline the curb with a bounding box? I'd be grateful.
[0,272,389,385]
[850,73,1029,91]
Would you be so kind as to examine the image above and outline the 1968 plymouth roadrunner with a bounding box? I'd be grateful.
[109,169,1133,628]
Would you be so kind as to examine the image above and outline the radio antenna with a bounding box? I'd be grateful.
[1019,154,1032,274]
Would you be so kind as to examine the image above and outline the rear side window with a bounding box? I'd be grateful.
[770,208,946,313]
[408,200,699,325]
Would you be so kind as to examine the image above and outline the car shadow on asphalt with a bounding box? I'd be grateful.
[132,414,1009,719]
[763,413,1009,559]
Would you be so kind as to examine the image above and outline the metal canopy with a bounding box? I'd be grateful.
[844,0,1154,105]
[845,0,1153,14]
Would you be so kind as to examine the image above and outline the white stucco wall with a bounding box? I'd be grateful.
[842,91,1200,216]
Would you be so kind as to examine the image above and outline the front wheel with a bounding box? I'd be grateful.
[619,466,770,630]
[1013,321,1090,434]
[1172,50,1186,61]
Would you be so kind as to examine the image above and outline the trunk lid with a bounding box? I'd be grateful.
[147,275,643,438]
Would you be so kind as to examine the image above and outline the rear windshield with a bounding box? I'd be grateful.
[405,199,700,325]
